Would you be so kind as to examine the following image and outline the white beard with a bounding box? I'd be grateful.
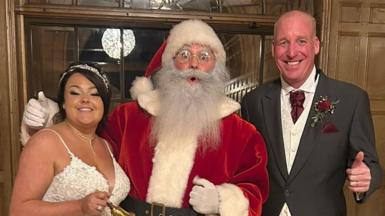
[151,62,230,150]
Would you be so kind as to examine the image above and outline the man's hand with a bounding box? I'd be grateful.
[346,151,371,193]
[23,91,59,129]
[189,176,220,214]
[20,91,59,145]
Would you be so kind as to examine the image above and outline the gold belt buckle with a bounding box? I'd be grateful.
[150,202,166,216]
[107,202,136,216]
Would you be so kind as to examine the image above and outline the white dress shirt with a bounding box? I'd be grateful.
[279,66,319,216]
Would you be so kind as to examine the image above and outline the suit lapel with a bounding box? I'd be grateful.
[288,71,329,183]
[262,80,289,180]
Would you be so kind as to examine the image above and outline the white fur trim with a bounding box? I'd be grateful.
[216,183,249,216]
[20,122,31,146]
[137,90,239,119]
[130,77,154,100]
[146,137,198,207]
[137,90,160,116]
[162,19,226,66]
[219,97,240,118]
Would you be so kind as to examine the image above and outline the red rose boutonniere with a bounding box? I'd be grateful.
[311,96,340,127]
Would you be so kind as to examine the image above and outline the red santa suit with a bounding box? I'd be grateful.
[100,85,269,216]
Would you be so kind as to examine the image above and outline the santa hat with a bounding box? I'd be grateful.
[130,19,226,99]
[162,19,226,67]
[129,41,165,99]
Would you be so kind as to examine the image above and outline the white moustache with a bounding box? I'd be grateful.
[175,69,212,81]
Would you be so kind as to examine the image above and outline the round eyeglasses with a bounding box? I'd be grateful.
[174,48,215,65]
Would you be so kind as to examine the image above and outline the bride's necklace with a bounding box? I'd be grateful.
[66,121,98,159]
[66,121,96,142]
[66,121,101,170]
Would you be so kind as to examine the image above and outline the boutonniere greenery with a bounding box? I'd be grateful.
[311,96,340,127]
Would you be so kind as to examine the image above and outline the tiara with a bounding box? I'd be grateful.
[60,64,109,90]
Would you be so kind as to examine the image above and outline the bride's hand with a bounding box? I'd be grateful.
[80,191,110,215]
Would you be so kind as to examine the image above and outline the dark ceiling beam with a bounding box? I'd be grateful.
[15,4,276,34]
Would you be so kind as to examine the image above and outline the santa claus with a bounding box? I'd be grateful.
[21,19,269,216]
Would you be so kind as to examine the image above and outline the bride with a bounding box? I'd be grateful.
[10,63,130,216]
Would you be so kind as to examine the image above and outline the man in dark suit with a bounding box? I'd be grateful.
[241,10,382,216]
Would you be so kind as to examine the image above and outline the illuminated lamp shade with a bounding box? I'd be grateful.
[101,28,136,59]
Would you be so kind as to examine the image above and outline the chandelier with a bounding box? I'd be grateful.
[101,28,136,59]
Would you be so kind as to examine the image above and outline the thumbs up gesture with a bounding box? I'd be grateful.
[346,151,371,193]
[21,91,59,145]
[23,91,59,129]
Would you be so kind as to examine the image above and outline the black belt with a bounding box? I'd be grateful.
[120,196,203,216]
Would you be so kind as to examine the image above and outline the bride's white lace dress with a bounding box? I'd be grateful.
[42,129,130,216]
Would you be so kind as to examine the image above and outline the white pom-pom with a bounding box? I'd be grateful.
[130,77,154,100]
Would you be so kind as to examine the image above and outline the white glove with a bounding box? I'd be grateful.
[20,91,59,145]
[23,91,59,129]
[189,176,220,214]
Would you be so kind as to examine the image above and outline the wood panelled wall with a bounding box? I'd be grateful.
[324,0,385,215]
[0,0,21,215]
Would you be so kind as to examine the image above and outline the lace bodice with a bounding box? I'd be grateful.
[42,129,130,216]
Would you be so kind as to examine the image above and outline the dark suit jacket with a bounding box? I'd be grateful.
[241,70,382,216]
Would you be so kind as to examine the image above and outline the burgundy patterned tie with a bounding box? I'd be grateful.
[289,90,305,123]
